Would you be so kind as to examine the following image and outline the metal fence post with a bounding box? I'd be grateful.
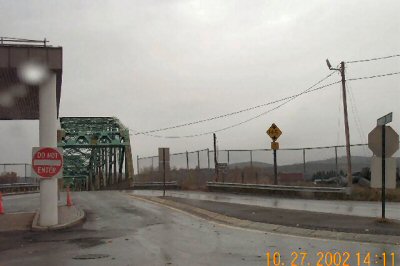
[186,151,189,170]
[303,149,306,177]
[250,150,253,180]
[227,150,230,165]
[197,150,200,169]
[250,150,253,168]
[335,146,338,177]
[137,155,140,175]
[24,164,27,183]
[207,148,210,169]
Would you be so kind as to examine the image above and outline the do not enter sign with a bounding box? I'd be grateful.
[32,147,63,179]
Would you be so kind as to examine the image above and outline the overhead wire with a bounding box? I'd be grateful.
[347,71,400,81]
[132,67,399,139]
[348,82,370,157]
[345,52,400,148]
[133,71,337,136]
[136,80,342,138]
[347,81,367,145]
[346,54,400,64]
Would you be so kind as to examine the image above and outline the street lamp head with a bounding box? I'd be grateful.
[326,59,332,70]
[17,60,50,86]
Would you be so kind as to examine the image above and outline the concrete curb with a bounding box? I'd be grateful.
[31,205,86,231]
[127,194,400,245]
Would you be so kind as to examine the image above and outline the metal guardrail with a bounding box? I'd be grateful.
[207,182,347,193]
[0,183,40,194]
[132,181,180,190]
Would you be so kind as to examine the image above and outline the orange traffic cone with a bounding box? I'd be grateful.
[0,192,4,214]
[66,186,73,207]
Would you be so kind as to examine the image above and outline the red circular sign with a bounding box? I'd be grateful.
[32,147,63,178]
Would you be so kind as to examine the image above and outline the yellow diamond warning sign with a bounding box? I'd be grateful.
[266,123,282,141]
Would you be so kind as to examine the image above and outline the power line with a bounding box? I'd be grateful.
[136,80,341,139]
[135,69,400,139]
[346,54,400,64]
[134,72,336,135]
[347,71,400,81]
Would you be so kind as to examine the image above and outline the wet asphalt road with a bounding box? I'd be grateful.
[0,191,399,266]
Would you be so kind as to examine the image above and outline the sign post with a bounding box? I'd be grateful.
[382,123,386,219]
[378,113,392,220]
[266,123,282,185]
[368,112,396,220]
[158,148,170,197]
[163,149,166,197]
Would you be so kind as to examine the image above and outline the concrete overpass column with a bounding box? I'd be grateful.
[39,74,58,226]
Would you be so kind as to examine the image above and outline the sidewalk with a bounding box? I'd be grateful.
[0,193,85,231]
[0,212,35,231]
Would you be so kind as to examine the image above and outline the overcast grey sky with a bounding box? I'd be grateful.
[0,0,399,164]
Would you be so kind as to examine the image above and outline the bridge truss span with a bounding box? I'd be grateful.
[58,117,134,190]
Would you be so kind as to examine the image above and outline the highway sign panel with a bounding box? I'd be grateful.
[377,112,393,126]
[32,147,63,179]
[266,123,282,141]
[271,142,279,150]
[368,126,399,157]
[158,147,170,162]
[158,147,170,172]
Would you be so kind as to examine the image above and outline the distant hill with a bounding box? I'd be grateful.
[230,156,400,179]
[228,161,272,169]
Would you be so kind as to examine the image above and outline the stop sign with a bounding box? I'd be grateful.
[32,147,63,179]
[368,126,399,157]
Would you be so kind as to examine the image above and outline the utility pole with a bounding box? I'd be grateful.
[382,123,386,219]
[213,133,218,181]
[340,61,352,186]
[326,59,352,187]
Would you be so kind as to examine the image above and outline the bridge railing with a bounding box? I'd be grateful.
[0,183,39,194]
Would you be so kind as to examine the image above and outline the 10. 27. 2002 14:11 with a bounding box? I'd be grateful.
[266,251,396,266]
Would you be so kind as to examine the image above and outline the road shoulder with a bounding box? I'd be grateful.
[127,194,400,245]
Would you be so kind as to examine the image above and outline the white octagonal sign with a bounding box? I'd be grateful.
[368,126,399,157]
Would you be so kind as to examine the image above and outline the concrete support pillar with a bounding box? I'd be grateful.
[39,74,58,226]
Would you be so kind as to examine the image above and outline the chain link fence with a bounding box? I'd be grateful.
[136,143,400,188]
[0,163,39,184]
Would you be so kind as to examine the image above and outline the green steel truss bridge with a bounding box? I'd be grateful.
[58,117,134,190]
